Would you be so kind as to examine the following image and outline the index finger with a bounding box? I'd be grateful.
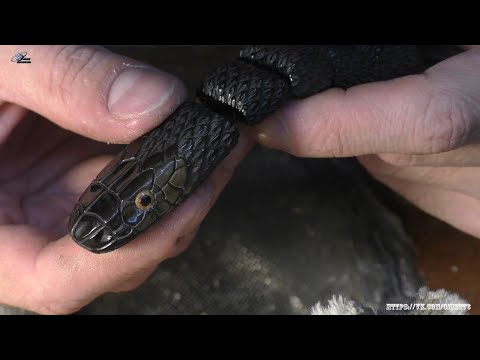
[252,46,480,158]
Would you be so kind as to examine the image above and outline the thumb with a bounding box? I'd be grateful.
[0,45,186,143]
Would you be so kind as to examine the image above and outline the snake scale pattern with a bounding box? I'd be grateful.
[68,45,423,253]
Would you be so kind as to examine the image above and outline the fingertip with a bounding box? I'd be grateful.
[100,68,188,144]
[251,95,333,156]
[250,110,293,152]
[1,45,188,144]
[114,78,188,144]
[107,67,187,130]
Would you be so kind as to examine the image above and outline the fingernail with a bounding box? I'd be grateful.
[253,112,291,151]
[108,67,179,118]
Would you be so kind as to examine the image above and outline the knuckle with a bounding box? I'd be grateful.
[328,130,352,158]
[48,45,108,103]
[307,119,352,158]
[419,91,472,154]
[291,128,350,158]
[288,91,352,158]
[174,235,191,253]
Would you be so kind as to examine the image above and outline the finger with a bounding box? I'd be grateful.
[110,227,199,293]
[377,143,480,167]
[252,47,480,157]
[14,142,122,237]
[362,173,480,240]
[0,102,26,146]
[358,154,480,199]
[0,130,253,314]
[0,45,186,144]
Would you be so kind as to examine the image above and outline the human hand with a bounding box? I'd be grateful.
[0,45,251,314]
[251,45,480,240]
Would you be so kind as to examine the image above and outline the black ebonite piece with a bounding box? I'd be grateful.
[199,60,291,125]
[69,45,424,253]
[239,45,422,97]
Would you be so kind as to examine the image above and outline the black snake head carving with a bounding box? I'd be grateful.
[68,153,189,253]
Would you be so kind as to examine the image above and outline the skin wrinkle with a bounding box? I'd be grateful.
[416,88,434,154]
[421,60,480,153]
[337,87,370,156]
[80,48,118,91]
[49,46,115,109]
[59,47,98,106]
[356,90,384,154]
[48,46,79,108]
[447,96,467,151]
[337,88,368,157]
[425,92,464,154]
[313,87,376,157]
[0,116,69,183]
[306,94,338,156]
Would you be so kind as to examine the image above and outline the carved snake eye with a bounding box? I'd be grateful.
[135,190,154,211]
